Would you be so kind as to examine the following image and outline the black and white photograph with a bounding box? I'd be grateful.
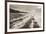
[7,2,44,32]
